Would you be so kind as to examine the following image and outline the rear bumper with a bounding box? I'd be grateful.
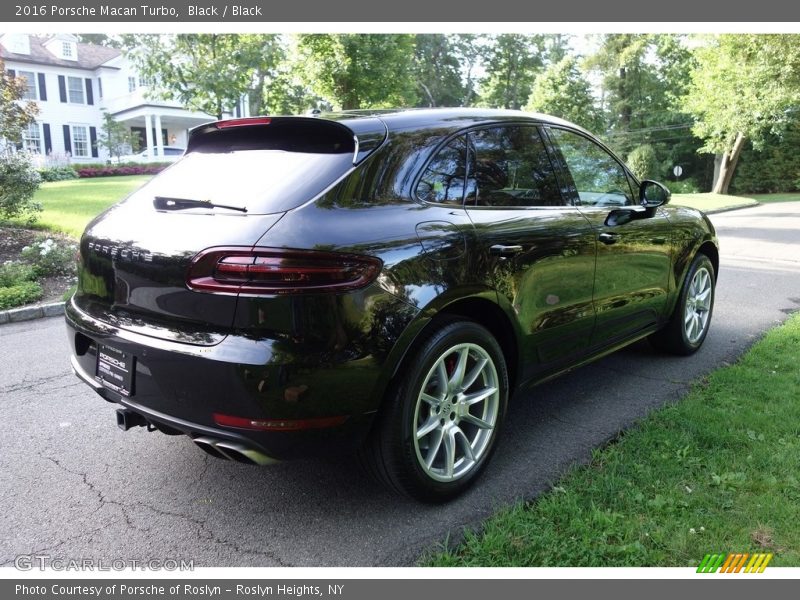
[65,298,382,460]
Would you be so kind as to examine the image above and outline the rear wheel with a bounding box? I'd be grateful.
[361,320,508,502]
[650,252,715,355]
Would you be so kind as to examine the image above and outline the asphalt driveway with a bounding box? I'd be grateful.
[1,202,799,567]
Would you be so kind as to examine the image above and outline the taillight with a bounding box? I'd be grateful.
[213,412,348,431]
[186,247,382,295]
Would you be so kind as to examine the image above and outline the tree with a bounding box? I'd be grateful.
[480,34,546,109]
[450,34,490,107]
[124,34,282,120]
[297,34,418,110]
[413,35,464,107]
[525,56,604,131]
[1,59,39,149]
[588,34,710,187]
[95,110,137,162]
[682,34,800,194]
[0,59,41,221]
[627,144,659,180]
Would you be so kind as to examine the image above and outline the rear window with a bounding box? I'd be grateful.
[126,120,356,214]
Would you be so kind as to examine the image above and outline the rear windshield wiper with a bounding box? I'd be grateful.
[154,196,247,213]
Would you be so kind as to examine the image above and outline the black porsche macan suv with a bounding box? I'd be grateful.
[66,108,718,501]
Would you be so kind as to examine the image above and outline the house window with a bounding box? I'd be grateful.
[71,125,89,157]
[22,123,42,154]
[98,77,103,99]
[67,76,85,104]
[17,70,37,100]
[62,41,73,58]
[138,76,154,88]
[128,76,136,93]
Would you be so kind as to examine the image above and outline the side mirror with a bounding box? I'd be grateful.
[639,180,671,208]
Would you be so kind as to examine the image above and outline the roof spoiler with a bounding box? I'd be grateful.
[187,115,388,165]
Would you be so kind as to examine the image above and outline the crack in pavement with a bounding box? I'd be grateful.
[0,372,78,395]
[36,453,293,567]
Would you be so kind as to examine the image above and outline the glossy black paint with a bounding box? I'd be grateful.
[66,108,718,461]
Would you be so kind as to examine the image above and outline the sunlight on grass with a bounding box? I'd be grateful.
[15,175,152,238]
[671,193,759,212]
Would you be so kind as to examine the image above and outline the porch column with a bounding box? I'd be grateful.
[153,114,164,159]
[144,114,154,160]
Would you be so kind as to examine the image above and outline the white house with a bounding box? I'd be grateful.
[0,33,249,163]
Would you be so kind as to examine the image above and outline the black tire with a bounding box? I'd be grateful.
[650,253,716,355]
[360,320,508,503]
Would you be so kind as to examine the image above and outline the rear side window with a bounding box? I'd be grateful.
[127,120,356,214]
[465,125,562,207]
[416,136,469,205]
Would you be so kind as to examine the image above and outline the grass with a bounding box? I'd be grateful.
[10,175,152,238]
[671,192,759,212]
[745,193,800,203]
[427,312,800,567]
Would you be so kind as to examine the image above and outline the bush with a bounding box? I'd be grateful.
[0,152,42,221]
[38,166,79,182]
[76,164,167,178]
[665,179,701,194]
[20,237,77,277]
[72,161,172,170]
[0,261,37,287]
[627,144,659,181]
[0,281,42,310]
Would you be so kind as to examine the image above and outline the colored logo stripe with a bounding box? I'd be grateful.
[697,553,773,573]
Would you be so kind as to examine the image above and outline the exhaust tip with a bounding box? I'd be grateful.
[193,436,277,466]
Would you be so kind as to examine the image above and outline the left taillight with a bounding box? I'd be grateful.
[186,247,382,295]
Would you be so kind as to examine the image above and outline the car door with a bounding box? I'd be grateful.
[545,126,673,347]
[462,124,598,383]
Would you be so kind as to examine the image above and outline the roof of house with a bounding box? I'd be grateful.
[0,35,121,70]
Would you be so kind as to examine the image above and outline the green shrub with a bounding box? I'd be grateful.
[665,179,701,194]
[0,281,42,310]
[38,166,79,182]
[627,144,659,181]
[0,152,42,221]
[20,237,77,277]
[0,261,37,287]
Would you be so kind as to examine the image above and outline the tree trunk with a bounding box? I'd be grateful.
[712,132,746,195]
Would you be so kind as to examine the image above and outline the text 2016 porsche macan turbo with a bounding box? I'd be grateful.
[66,109,718,501]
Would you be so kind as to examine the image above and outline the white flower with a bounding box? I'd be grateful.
[689,528,696,534]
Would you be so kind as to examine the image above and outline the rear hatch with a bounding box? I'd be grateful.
[73,116,386,345]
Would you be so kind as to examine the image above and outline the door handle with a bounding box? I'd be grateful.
[490,244,523,257]
[598,232,619,245]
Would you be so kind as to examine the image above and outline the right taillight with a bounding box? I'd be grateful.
[186,247,382,295]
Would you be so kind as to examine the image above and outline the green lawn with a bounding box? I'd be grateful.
[427,312,800,567]
[20,175,152,238]
[671,192,759,212]
[746,193,800,203]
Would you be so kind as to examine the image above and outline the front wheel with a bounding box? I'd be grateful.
[650,252,716,355]
[361,320,508,502]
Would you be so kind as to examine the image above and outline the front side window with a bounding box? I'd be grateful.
[465,125,562,207]
[72,125,89,157]
[548,128,635,207]
[67,76,85,104]
[23,123,41,153]
[416,136,469,205]
[17,70,36,100]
